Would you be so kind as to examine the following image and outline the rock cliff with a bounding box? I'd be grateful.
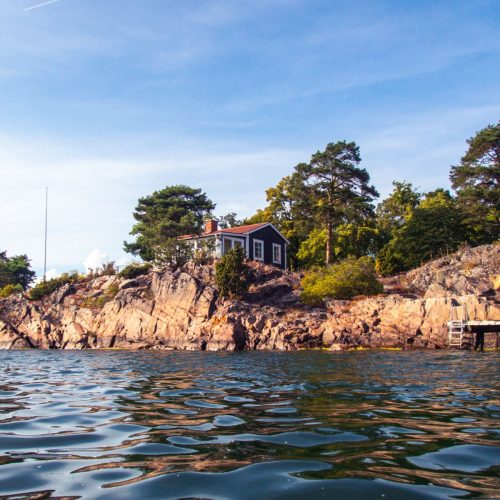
[0,245,498,350]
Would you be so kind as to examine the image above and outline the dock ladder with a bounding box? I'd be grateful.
[448,300,472,349]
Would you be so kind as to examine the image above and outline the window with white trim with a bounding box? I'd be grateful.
[272,243,281,264]
[253,239,264,261]
[223,236,245,255]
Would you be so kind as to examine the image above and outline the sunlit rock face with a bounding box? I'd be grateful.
[0,245,498,350]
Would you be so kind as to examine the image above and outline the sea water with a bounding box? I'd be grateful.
[0,350,498,499]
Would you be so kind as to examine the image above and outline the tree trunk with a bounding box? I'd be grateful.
[326,222,333,265]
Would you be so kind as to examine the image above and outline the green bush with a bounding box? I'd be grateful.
[29,272,80,301]
[153,239,193,270]
[87,261,118,279]
[118,263,152,279]
[0,283,23,298]
[215,246,249,299]
[193,239,216,266]
[301,256,383,306]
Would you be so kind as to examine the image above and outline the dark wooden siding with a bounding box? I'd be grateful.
[248,225,287,269]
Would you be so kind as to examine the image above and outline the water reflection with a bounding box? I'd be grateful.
[0,350,498,498]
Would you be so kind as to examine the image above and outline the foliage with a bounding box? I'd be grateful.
[88,261,118,279]
[0,251,36,290]
[0,284,23,298]
[246,144,378,268]
[217,213,242,229]
[296,141,379,264]
[118,262,152,279]
[193,239,216,266]
[301,256,383,306]
[450,122,500,244]
[297,228,327,268]
[376,181,421,242]
[29,272,80,301]
[245,174,314,270]
[82,283,119,309]
[153,239,193,270]
[297,223,381,269]
[215,245,249,299]
[124,185,215,261]
[376,190,465,276]
[334,223,381,259]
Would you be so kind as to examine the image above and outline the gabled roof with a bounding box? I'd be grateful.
[179,222,289,244]
[178,223,267,240]
[218,223,267,235]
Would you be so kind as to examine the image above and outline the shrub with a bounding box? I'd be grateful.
[0,283,23,298]
[301,256,383,306]
[118,263,152,279]
[215,246,249,299]
[193,239,216,266]
[29,272,80,301]
[153,239,193,270]
[87,261,118,279]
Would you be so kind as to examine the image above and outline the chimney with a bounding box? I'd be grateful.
[205,219,218,233]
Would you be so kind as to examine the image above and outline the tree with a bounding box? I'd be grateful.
[450,122,500,244]
[297,223,380,269]
[376,190,465,276]
[376,181,421,241]
[0,251,36,290]
[245,173,314,269]
[333,223,381,259]
[215,245,249,299]
[124,185,215,261]
[217,213,242,229]
[297,228,326,268]
[296,141,379,265]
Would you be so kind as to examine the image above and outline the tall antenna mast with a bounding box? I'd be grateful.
[43,187,48,282]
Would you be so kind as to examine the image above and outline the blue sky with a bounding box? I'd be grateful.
[1,0,499,276]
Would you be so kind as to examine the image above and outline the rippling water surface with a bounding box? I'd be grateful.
[0,350,499,499]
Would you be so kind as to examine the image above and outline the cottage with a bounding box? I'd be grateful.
[179,220,289,270]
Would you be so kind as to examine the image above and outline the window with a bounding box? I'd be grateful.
[253,239,264,261]
[223,237,245,255]
[272,243,281,264]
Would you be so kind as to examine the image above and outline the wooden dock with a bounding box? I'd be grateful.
[448,302,500,349]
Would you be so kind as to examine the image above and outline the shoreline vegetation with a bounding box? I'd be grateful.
[1,123,499,350]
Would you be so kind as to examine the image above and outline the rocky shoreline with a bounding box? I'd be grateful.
[0,245,498,350]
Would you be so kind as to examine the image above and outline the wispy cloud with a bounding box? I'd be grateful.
[24,0,62,12]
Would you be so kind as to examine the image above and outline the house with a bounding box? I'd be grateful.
[179,220,289,270]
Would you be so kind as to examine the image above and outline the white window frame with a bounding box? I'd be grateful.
[253,239,264,261]
[272,243,282,265]
[223,236,246,255]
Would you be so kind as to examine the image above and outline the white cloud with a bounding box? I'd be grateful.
[33,268,59,284]
[83,249,109,273]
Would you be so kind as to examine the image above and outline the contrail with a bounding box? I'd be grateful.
[24,0,62,11]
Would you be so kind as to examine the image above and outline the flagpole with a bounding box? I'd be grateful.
[44,187,48,282]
